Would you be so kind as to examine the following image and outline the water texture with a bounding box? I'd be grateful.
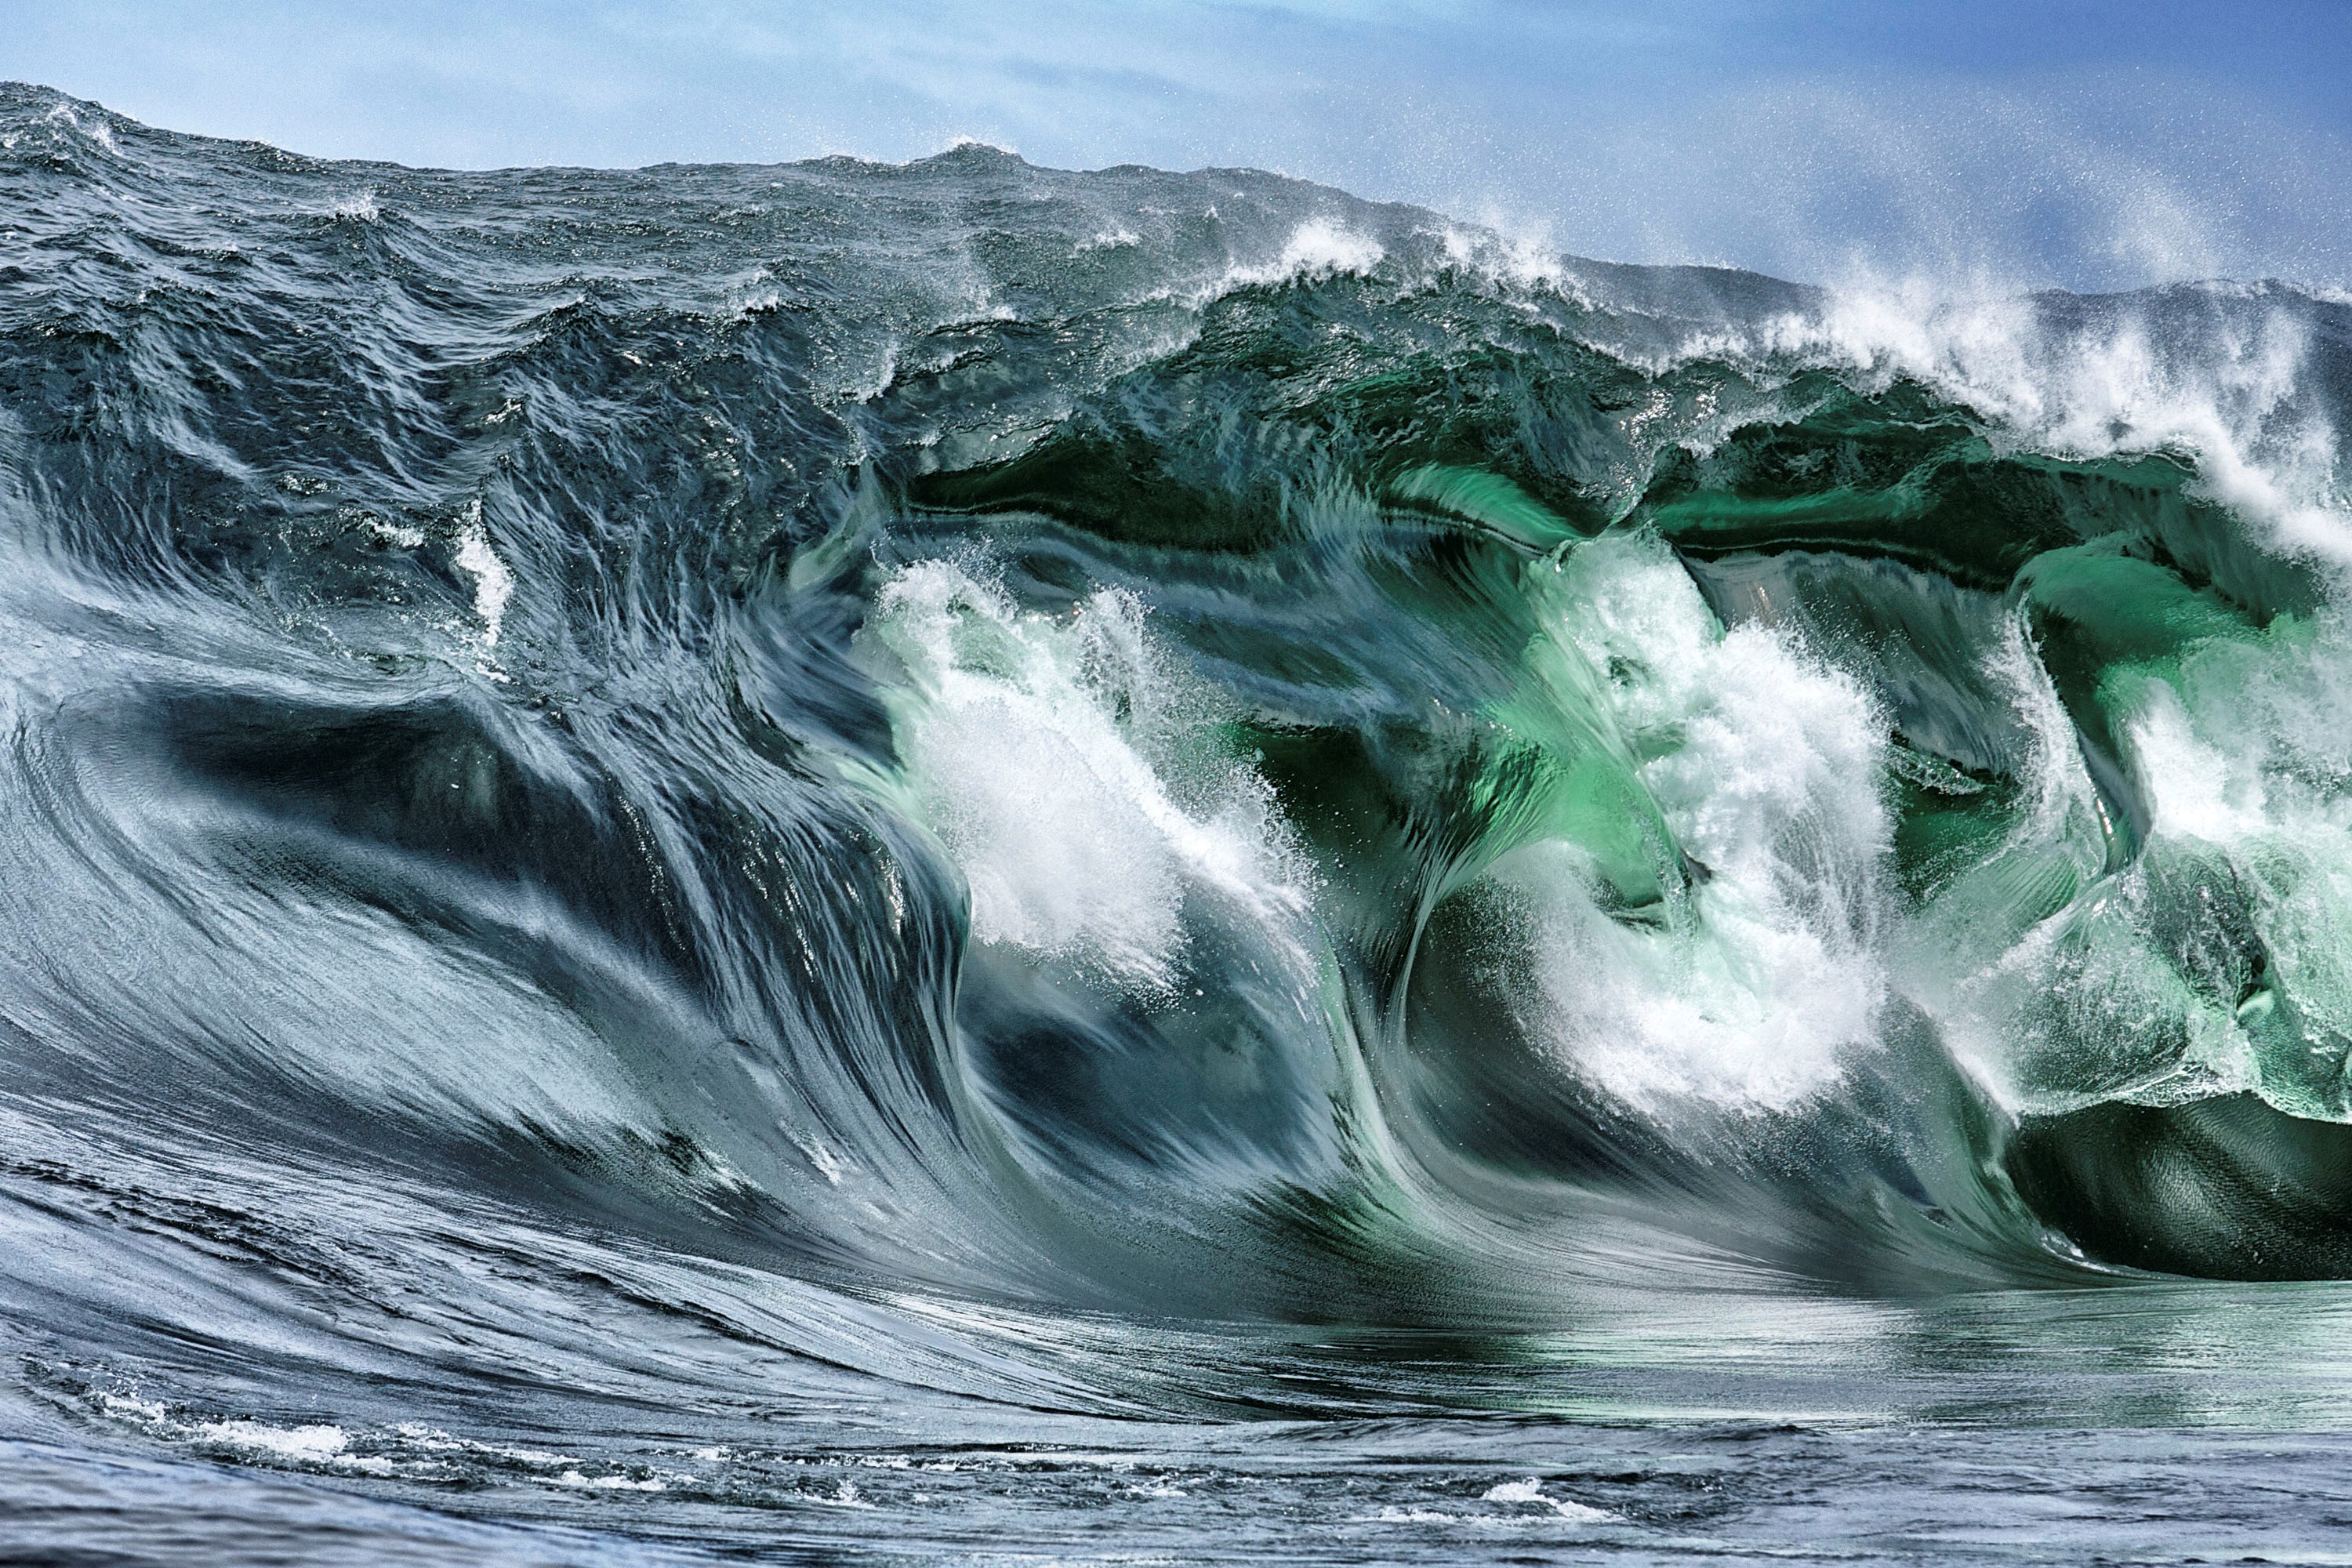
[5,84,2352,1563]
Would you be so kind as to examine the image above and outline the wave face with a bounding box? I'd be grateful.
[8,84,2352,1563]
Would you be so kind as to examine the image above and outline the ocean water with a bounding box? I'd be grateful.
[5,82,2352,1564]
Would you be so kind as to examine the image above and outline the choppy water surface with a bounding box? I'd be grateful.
[5,83,2352,1563]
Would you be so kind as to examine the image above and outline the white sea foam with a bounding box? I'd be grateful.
[1170,217,1386,309]
[1504,536,1891,1112]
[112,1402,696,1491]
[99,1398,398,1476]
[1885,613,2116,1111]
[2130,682,2267,846]
[1897,605,2352,1117]
[455,499,515,646]
[1268,218,1382,279]
[2104,615,2352,1115]
[1988,616,2110,855]
[1676,279,2350,565]
[361,514,426,549]
[1438,220,1584,301]
[870,561,1310,997]
[43,101,117,157]
[1482,1477,1617,1521]
[198,1419,395,1473]
[556,1469,666,1491]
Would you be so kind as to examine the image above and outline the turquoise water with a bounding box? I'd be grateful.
[5,83,2352,1563]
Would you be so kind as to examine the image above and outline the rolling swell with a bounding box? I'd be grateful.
[6,81,2352,1559]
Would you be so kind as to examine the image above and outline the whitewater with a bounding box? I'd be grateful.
[5,84,2352,1563]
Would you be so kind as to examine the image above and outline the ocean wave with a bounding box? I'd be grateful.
[6,78,2352,1562]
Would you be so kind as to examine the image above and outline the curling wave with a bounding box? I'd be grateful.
[5,82,2352,1563]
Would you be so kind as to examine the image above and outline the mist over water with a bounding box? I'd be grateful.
[7,84,2352,1563]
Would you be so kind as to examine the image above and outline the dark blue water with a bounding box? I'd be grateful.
[6,82,2352,1563]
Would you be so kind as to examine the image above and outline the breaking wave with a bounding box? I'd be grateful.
[5,82,2352,1564]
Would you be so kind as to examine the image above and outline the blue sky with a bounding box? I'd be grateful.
[8,1,2349,291]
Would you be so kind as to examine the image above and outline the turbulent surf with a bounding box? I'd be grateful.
[5,85,2352,1564]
